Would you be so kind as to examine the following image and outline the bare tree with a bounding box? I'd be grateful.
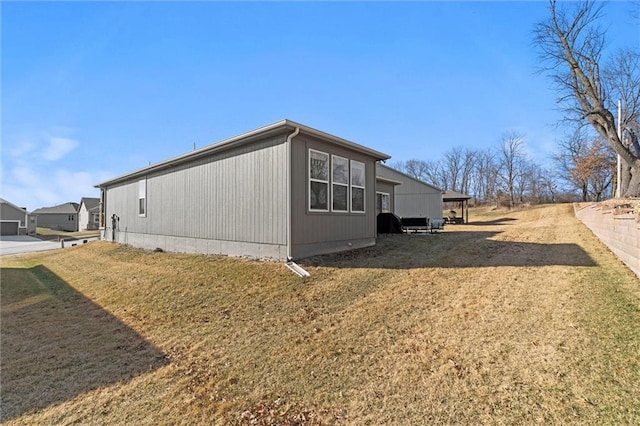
[534,0,640,196]
[472,149,499,203]
[459,149,476,196]
[553,128,616,201]
[554,128,591,201]
[514,159,535,204]
[582,137,616,200]
[498,132,527,207]
[427,160,449,190]
[393,159,449,189]
[443,147,464,192]
[402,159,430,182]
[536,167,559,203]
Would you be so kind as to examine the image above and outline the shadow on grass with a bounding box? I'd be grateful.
[0,266,168,422]
[303,231,597,269]
[466,217,517,226]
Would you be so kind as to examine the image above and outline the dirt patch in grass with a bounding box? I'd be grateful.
[2,204,639,424]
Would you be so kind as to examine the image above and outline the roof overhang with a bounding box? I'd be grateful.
[443,191,472,202]
[96,119,391,188]
[375,175,403,185]
[376,163,445,192]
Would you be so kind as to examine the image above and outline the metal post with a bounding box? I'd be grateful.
[616,99,622,198]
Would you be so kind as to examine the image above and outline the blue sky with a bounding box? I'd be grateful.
[2,1,638,211]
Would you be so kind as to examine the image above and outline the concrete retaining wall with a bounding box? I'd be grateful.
[574,203,640,278]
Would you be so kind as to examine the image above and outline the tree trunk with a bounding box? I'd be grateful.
[623,163,640,197]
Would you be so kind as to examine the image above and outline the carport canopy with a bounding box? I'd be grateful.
[443,191,472,224]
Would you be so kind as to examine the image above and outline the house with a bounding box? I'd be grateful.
[0,198,37,235]
[78,197,101,230]
[375,164,444,221]
[32,202,79,232]
[96,120,390,260]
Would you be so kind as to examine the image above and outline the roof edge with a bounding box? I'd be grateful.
[96,119,390,188]
[0,198,31,214]
[376,163,444,192]
[375,175,403,185]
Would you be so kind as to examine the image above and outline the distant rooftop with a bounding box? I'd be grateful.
[32,202,80,215]
[80,197,100,211]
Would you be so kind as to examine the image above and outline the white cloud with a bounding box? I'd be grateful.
[11,166,40,186]
[7,139,36,160]
[2,166,106,211]
[0,129,106,211]
[42,137,78,161]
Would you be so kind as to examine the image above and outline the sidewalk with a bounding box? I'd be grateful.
[0,235,99,256]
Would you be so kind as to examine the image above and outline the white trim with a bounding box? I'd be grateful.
[376,191,390,213]
[309,149,330,212]
[331,155,349,212]
[350,160,366,213]
[138,179,147,217]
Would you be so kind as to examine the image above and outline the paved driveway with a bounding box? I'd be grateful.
[0,235,99,256]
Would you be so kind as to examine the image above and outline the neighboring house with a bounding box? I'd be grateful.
[0,198,37,235]
[32,202,79,232]
[96,120,390,260]
[78,197,101,230]
[375,164,444,221]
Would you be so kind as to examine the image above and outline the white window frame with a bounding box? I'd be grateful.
[138,179,147,217]
[350,160,366,213]
[308,149,329,212]
[376,191,390,213]
[331,155,349,212]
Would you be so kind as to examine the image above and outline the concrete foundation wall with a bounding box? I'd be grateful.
[574,203,640,278]
[101,228,287,260]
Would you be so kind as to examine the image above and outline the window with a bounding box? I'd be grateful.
[308,149,368,214]
[332,155,349,212]
[68,215,74,221]
[309,150,329,211]
[138,179,147,217]
[350,160,365,213]
[376,192,390,213]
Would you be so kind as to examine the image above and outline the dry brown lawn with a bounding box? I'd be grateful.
[2,203,639,424]
[35,227,100,241]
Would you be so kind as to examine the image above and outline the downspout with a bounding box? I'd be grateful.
[285,126,300,261]
[283,126,311,278]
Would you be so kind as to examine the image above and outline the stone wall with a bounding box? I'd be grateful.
[574,202,640,278]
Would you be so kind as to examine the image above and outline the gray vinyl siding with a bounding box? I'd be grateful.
[1,203,27,226]
[376,165,443,221]
[289,135,378,259]
[103,135,288,257]
[0,202,27,235]
[37,214,78,232]
[375,180,395,213]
